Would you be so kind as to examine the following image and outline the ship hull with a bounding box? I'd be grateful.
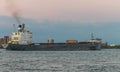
[5,42,101,51]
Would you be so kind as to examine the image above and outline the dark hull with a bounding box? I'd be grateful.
[6,42,101,51]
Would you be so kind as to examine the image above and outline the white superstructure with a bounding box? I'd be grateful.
[9,24,32,45]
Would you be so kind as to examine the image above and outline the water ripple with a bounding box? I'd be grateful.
[0,49,120,72]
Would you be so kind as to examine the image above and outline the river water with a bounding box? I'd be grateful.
[0,49,120,72]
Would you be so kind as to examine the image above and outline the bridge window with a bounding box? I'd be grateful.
[14,37,18,40]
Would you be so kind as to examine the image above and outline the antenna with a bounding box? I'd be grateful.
[13,24,16,32]
[91,33,94,40]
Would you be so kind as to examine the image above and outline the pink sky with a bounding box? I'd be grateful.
[0,0,120,22]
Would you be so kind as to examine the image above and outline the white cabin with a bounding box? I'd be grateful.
[9,24,32,45]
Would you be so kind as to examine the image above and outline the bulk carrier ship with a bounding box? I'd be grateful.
[2,24,101,51]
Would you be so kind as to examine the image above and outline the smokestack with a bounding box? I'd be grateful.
[18,25,22,32]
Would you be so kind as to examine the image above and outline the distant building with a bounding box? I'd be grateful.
[101,42,108,47]
[0,36,9,48]
[4,36,9,44]
[0,38,4,47]
[109,44,120,47]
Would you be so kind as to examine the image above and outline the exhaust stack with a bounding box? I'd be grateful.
[18,24,25,32]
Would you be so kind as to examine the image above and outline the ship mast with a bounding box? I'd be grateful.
[13,24,16,32]
[91,33,94,40]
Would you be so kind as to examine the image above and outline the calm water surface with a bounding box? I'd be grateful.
[0,49,120,72]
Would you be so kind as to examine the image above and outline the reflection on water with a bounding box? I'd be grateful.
[0,49,120,72]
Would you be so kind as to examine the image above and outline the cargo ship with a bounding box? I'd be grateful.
[2,24,101,51]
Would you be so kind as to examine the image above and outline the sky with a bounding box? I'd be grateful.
[0,0,120,44]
